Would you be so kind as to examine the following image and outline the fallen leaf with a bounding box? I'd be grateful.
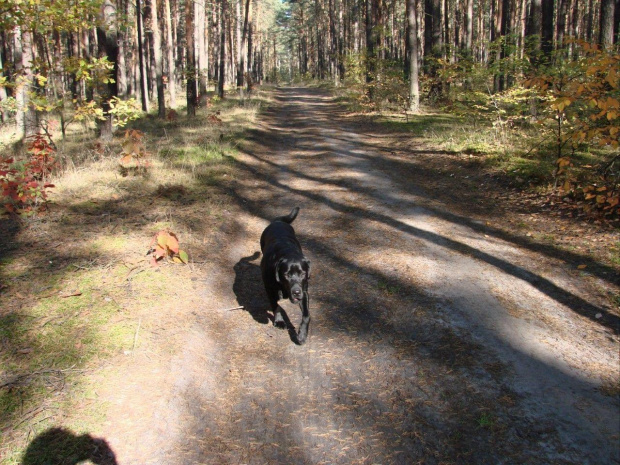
[577,264,587,269]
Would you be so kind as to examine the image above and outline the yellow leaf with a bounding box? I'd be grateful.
[596,195,606,204]
[563,180,571,192]
[606,70,618,89]
[557,157,571,168]
[157,232,169,249]
[607,111,617,121]
[577,264,587,270]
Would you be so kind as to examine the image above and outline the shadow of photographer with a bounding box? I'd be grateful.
[22,427,117,465]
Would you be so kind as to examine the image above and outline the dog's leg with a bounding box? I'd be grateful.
[267,290,286,328]
[297,292,310,344]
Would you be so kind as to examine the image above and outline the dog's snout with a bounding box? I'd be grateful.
[292,289,302,297]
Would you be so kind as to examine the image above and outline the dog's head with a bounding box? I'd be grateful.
[276,257,310,303]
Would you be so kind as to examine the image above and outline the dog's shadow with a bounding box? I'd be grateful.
[233,252,301,344]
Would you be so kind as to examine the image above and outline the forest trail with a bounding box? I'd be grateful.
[96,87,619,464]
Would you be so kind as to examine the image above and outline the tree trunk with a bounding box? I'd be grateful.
[526,0,542,60]
[163,0,176,107]
[498,0,510,90]
[407,0,420,112]
[0,47,8,122]
[247,21,254,89]
[599,0,615,47]
[15,27,39,138]
[424,0,441,79]
[218,0,227,98]
[197,0,208,102]
[541,0,554,60]
[492,0,502,91]
[464,0,474,55]
[148,0,166,118]
[96,0,120,139]
[186,0,197,115]
[136,0,149,112]
[557,0,568,50]
[237,0,251,89]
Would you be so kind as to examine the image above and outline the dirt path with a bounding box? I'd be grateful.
[96,87,619,464]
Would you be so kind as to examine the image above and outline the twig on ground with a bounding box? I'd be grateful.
[224,306,245,311]
[132,317,142,353]
[0,365,83,390]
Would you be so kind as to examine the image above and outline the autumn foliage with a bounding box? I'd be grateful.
[525,41,619,217]
[0,135,57,216]
[119,129,151,168]
[148,230,189,267]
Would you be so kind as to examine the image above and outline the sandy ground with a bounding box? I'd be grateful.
[90,87,619,464]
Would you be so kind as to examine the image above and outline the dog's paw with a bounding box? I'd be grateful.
[296,331,308,345]
[273,314,286,329]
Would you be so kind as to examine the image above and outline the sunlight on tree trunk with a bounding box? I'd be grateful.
[407,0,419,113]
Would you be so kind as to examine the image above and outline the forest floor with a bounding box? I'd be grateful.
[1,86,619,464]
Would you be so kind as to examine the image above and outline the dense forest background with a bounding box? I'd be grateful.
[1,0,618,127]
[0,0,619,216]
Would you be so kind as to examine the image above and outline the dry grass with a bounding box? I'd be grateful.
[0,92,267,463]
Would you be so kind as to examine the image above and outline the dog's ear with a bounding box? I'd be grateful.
[275,258,284,283]
[303,258,311,279]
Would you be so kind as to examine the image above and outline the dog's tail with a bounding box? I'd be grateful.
[274,207,300,224]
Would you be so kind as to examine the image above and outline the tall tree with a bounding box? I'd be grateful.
[237,0,252,89]
[0,50,8,122]
[163,0,176,107]
[526,0,542,60]
[464,0,474,55]
[15,27,38,137]
[218,0,227,98]
[136,0,150,111]
[423,0,442,79]
[97,0,120,139]
[407,0,419,112]
[186,0,198,115]
[149,0,166,117]
[556,0,568,50]
[541,0,554,60]
[197,0,208,102]
[599,0,616,47]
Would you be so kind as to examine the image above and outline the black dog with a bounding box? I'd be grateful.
[260,207,311,344]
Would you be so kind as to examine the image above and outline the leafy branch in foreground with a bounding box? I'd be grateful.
[0,134,57,216]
